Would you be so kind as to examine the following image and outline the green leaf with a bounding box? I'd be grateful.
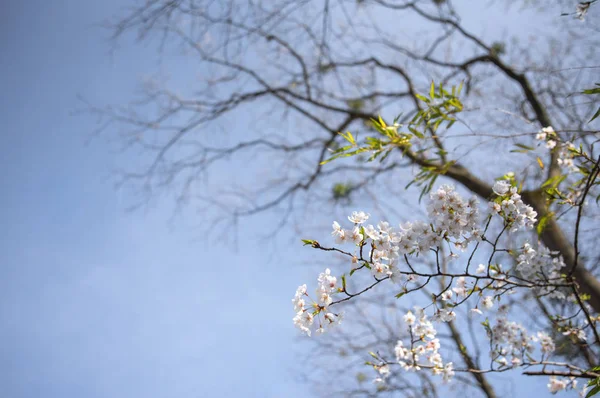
[536,212,554,236]
[536,156,544,169]
[301,239,314,246]
[586,384,600,398]
[541,174,566,189]
[415,93,429,103]
[589,366,600,373]
[589,107,600,123]
[339,131,356,145]
[512,143,535,152]
[582,87,600,95]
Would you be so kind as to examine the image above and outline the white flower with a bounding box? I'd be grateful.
[546,139,557,149]
[404,311,416,325]
[452,277,468,297]
[482,296,494,309]
[441,290,453,301]
[536,331,555,354]
[563,328,587,342]
[395,340,409,361]
[426,185,481,243]
[489,312,534,367]
[536,131,547,141]
[426,338,440,351]
[331,221,346,243]
[389,265,406,285]
[435,308,456,322]
[491,188,537,232]
[517,243,567,298]
[348,211,370,224]
[378,364,390,377]
[363,224,380,241]
[350,226,363,244]
[317,268,337,291]
[548,377,568,393]
[493,180,510,196]
[293,310,314,336]
[324,312,342,326]
[537,126,555,141]
[489,202,501,213]
[318,291,332,307]
[470,308,483,317]
[292,284,307,312]
[476,264,486,274]
[371,261,389,278]
[442,362,454,382]
[332,221,341,233]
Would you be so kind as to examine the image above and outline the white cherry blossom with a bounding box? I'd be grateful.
[348,211,370,224]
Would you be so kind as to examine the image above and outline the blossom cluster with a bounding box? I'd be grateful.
[535,126,578,172]
[426,184,481,245]
[536,126,558,149]
[548,376,578,394]
[292,180,589,395]
[536,331,556,355]
[292,269,342,336]
[488,306,535,367]
[394,308,454,382]
[490,180,537,232]
[334,186,480,281]
[517,242,566,299]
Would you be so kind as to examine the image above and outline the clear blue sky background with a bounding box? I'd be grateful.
[0,1,584,397]
[0,1,314,397]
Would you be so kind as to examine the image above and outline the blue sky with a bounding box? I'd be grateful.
[0,1,314,397]
[0,1,589,397]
